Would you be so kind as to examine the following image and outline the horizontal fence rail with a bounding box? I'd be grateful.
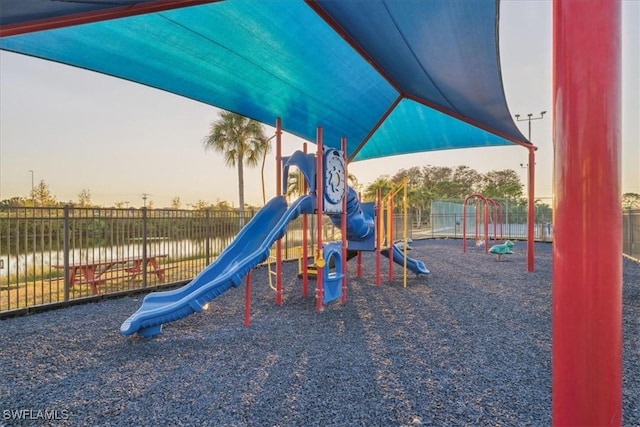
[0,206,415,315]
[2,203,636,315]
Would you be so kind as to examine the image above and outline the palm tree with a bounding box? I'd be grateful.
[363,176,392,202]
[203,111,269,225]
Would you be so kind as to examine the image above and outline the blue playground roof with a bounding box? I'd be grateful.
[0,0,531,161]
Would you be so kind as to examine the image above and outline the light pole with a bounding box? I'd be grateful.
[515,111,545,272]
[515,111,546,142]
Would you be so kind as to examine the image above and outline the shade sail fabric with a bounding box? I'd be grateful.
[0,0,530,161]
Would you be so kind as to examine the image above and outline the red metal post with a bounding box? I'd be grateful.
[526,147,536,271]
[388,197,394,282]
[274,119,281,186]
[375,188,381,286]
[552,1,622,425]
[302,142,309,297]
[341,137,348,302]
[315,127,324,311]
[275,117,283,305]
[357,192,363,278]
[244,270,252,327]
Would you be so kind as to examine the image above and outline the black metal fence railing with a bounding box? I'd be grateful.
[2,204,635,315]
[2,206,405,315]
[623,209,639,260]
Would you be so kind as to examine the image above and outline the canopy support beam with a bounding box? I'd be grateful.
[552,0,622,424]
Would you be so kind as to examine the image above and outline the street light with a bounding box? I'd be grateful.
[515,112,545,269]
[515,111,546,142]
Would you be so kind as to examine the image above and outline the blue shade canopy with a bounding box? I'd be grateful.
[0,0,530,161]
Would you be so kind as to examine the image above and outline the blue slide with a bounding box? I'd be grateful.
[329,187,429,276]
[121,195,315,338]
[381,244,430,275]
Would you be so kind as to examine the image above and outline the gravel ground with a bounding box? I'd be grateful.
[1,239,638,427]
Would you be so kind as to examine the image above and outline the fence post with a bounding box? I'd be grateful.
[63,205,70,302]
[632,211,637,258]
[205,209,211,265]
[625,208,631,256]
[142,207,147,288]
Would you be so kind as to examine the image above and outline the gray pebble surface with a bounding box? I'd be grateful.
[1,239,638,426]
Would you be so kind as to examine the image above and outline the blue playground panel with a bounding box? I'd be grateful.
[322,242,344,305]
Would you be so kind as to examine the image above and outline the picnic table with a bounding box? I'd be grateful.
[53,255,168,295]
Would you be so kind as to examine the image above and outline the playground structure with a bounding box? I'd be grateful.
[461,194,517,262]
[121,121,428,338]
[1,2,625,424]
[461,194,504,254]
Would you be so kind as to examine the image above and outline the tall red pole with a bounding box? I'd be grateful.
[526,147,536,271]
[275,118,283,305]
[302,142,309,297]
[388,197,394,281]
[375,188,381,286]
[315,127,324,311]
[341,137,348,302]
[552,1,622,425]
[357,192,363,278]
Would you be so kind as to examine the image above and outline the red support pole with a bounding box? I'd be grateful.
[275,117,283,305]
[315,127,324,311]
[388,197,394,282]
[244,270,252,327]
[357,192,363,278]
[341,137,348,303]
[552,1,622,425]
[526,147,536,271]
[375,188,381,286]
[302,142,309,297]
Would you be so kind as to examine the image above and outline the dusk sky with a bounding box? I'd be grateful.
[1,1,638,208]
